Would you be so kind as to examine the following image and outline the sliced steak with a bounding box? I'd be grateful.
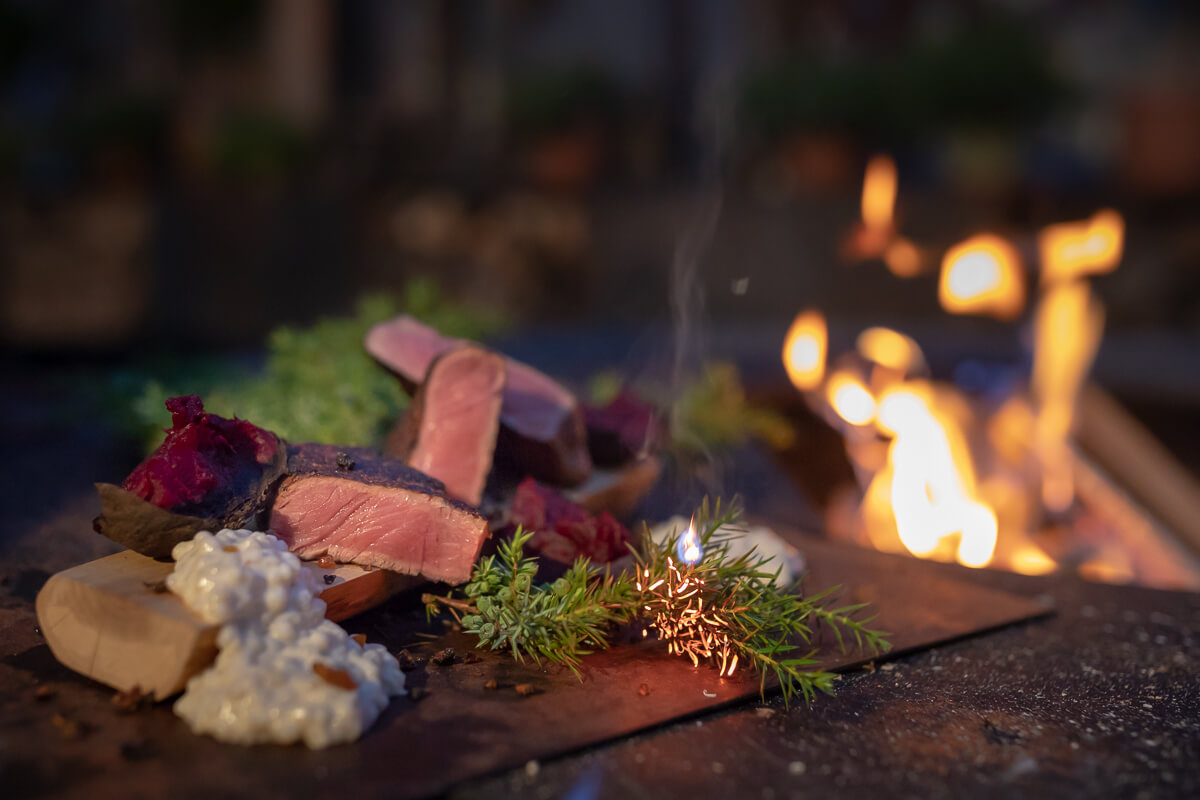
[367,315,592,487]
[269,444,488,585]
[391,346,505,507]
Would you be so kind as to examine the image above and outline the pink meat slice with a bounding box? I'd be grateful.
[268,444,488,585]
[404,347,505,506]
[366,315,591,486]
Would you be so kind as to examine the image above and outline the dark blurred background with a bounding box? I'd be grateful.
[2,0,1199,355]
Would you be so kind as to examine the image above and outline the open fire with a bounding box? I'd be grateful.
[782,156,1200,588]
[939,234,1025,320]
[844,154,924,277]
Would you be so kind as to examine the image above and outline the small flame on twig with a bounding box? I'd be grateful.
[677,517,702,565]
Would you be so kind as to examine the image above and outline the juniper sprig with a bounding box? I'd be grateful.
[631,497,891,706]
[425,498,891,705]
[423,529,634,674]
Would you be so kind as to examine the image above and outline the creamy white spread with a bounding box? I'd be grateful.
[167,529,404,748]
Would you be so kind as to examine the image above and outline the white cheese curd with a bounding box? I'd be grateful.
[167,529,404,748]
[648,516,806,586]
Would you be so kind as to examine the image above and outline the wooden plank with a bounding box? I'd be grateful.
[1071,445,1200,590]
[1076,383,1200,561]
[35,550,421,699]
[364,535,1049,798]
[16,535,1047,799]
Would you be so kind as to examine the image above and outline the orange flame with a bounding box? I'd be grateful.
[782,310,827,391]
[1039,209,1124,285]
[826,371,876,427]
[1032,281,1104,512]
[846,154,925,275]
[939,234,1026,319]
[872,385,998,568]
[856,327,924,374]
[1010,544,1057,576]
[861,154,897,233]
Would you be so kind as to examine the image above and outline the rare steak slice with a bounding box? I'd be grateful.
[366,314,592,487]
[268,444,488,585]
[390,346,505,507]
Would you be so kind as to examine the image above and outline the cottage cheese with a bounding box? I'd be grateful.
[167,529,404,748]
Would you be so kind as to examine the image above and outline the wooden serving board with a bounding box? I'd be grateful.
[9,534,1048,799]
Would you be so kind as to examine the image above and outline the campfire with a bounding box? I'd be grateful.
[783,157,1200,591]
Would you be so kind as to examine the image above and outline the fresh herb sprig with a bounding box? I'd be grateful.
[426,498,891,706]
[423,529,634,674]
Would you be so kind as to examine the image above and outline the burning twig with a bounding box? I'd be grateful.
[632,498,891,706]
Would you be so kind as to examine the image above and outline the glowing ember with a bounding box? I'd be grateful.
[884,237,922,277]
[782,310,827,391]
[1039,209,1124,285]
[939,234,1026,319]
[1079,547,1135,585]
[677,519,702,565]
[643,555,738,677]
[861,154,897,234]
[1032,281,1104,512]
[826,371,877,427]
[1010,544,1057,576]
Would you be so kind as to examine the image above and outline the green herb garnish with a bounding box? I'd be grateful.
[114,279,507,449]
[424,530,633,675]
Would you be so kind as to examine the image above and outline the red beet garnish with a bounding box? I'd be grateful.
[509,477,631,564]
[122,395,282,516]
